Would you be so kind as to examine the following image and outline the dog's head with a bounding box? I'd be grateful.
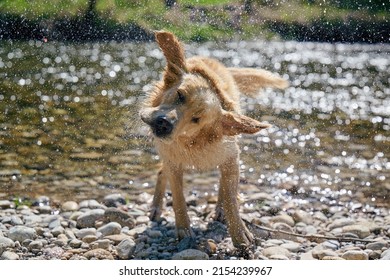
[140,31,270,143]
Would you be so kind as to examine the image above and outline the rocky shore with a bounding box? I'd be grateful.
[1,190,389,260]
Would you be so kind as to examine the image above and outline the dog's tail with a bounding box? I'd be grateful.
[228,68,288,96]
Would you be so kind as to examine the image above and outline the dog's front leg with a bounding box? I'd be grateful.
[150,165,167,221]
[219,157,253,248]
[166,163,194,239]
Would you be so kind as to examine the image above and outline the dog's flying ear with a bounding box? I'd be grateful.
[221,111,270,136]
[155,31,187,88]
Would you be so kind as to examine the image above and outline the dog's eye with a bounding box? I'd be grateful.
[191,117,200,124]
[177,91,185,104]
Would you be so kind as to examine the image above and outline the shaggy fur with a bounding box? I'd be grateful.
[140,31,287,249]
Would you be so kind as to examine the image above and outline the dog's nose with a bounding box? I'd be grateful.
[152,116,173,137]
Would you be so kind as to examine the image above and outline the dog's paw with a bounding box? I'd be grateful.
[177,227,195,240]
[149,206,162,222]
[231,225,254,249]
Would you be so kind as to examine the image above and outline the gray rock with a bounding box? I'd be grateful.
[292,210,313,224]
[61,201,79,212]
[82,235,98,243]
[28,240,43,251]
[147,229,163,239]
[51,226,65,237]
[75,228,97,239]
[0,237,15,255]
[97,222,122,237]
[172,249,209,260]
[103,194,126,207]
[8,226,36,242]
[10,216,23,226]
[69,239,83,248]
[262,246,291,258]
[281,242,301,252]
[92,239,111,250]
[342,225,370,239]
[83,248,114,260]
[104,208,136,228]
[0,200,14,209]
[312,245,338,259]
[136,215,150,225]
[381,249,390,260]
[79,200,105,210]
[270,215,295,227]
[77,209,105,228]
[366,241,388,251]
[1,251,19,260]
[23,215,42,226]
[328,218,355,230]
[342,250,369,260]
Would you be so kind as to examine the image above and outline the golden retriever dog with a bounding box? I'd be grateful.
[140,31,287,249]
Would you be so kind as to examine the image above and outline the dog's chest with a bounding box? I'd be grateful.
[155,137,239,170]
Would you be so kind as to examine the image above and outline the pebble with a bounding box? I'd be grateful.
[270,215,295,227]
[262,246,291,258]
[366,241,388,251]
[116,238,136,259]
[292,210,313,224]
[75,228,97,239]
[342,225,370,239]
[97,222,122,237]
[76,209,105,228]
[103,194,126,207]
[8,226,36,242]
[281,242,301,252]
[1,251,19,260]
[92,239,111,250]
[380,249,390,260]
[79,200,105,210]
[84,248,114,260]
[172,249,209,260]
[341,250,369,260]
[28,240,44,251]
[61,201,79,212]
[69,239,83,248]
[104,208,136,228]
[0,200,13,209]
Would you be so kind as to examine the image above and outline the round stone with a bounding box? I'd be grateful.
[97,222,122,237]
[61,201,79,212]
[342,250,368,260]
[103,194,126,207]
[262,246,291,258]
[8,226,36,242]
[172,249,209,260]
[83,248,113,260]
[76,209,105,228]
[1,251,19,260]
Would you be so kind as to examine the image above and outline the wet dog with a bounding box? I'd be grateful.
[140,31,287,249]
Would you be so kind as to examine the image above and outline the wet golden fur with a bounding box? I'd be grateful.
[140,31,287,249]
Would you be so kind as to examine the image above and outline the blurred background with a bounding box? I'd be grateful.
[0,0,389,42]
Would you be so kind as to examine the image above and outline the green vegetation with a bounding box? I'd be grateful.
[0,0,388,42]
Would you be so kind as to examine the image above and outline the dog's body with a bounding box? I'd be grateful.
[140,31,287,248]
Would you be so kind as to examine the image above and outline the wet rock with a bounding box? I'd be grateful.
[28,240,43,251]
[342,225,370,239]
[97,222,121,237]
[84,248,114,260]
[104,208,136,228]
[116,238,136,259]
[328,218,355,230]
[75,228,97,239]
[262,246,291,258]
[61,201,79,212]
[8,226,36,242]
[79,200,105,210]
[172,249,209,260]
[103,194,126,207]
[292,210,313,224]
[342,250,368,260]
[270,215,295,227]
[366,241,388,251]
[77,209,105,228]
[0,200,14,209]
[1,251,19,260]
[380,249,390,260]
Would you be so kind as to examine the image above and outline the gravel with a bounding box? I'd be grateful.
[0,192,388,260]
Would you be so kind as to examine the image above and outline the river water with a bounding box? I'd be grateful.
[0,40,389,209]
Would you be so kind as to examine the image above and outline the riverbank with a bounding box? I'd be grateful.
[1,190,389,260]
[0,0,389,43]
